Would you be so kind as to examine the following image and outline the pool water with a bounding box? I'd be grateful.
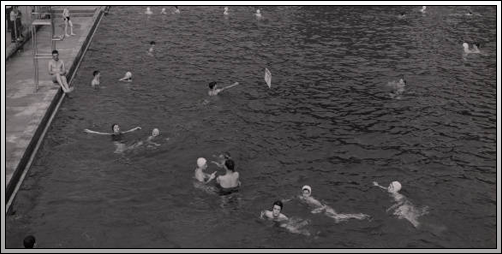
[6,6,497,248]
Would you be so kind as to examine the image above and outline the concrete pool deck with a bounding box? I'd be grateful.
[4,6,105,210]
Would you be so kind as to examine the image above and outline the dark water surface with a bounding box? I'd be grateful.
[6,6,497,248]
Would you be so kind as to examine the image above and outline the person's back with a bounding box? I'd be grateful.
[217,159,240,188]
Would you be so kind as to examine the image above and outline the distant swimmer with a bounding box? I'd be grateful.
[387,78,406,99]
[296,185,370,223]
[119,72,132,82]
[211,152,232,169]
[261,200,288,222]
[463,42,481,54]
[255,9,262,19]
[145,128,168,147]
[420,6,426,13]
[173,6,180,14]
[145,7,153,15]
[373,181,429,228]
[208,81,240,96]
[466,11,473,16]
[84,124,142,153]
[91,70,100,89]
[398,12,406,19]
[194,157,217,184]
[148,41,155,55]
[161,8,167,14]
[224,6,229,15]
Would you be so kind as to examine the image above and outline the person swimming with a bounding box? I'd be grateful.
[84,124,142,153]
[215,159,240,195]
[463,42,481,54]
[261,200,288,222]
[387,78,406,99]
[91,70,100,89]
[194,157,217,184]
[373,181,429,228]
[298,185,370,222]
[224,6,229,15]
[145,7,153,15]
[255,9,262,19]
[398,12,406,19]
[161,8,167,14]
[420,6,426,13]
[119,71,132,82]
[148,41,155,55]
[260,200,312,236]
[173,6,180,14]
[208,81,240,96]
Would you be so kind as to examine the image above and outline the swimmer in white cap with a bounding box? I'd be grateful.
[119,71,132,82]
[194,157,216,184]
[224,7,229,16]
[145,7,153,15]
[255,9,262,19]
[420,6,426,13]
[161,8,167,15]
[373,180,428,228]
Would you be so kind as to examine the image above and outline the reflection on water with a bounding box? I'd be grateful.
[6,6,496,248]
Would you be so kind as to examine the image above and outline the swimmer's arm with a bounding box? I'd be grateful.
[210,160,224,168]
[204,172,217,184]
[122,126,142,133]
[221,82,240,91]
[373,181,387,190]
[84,129,113,135]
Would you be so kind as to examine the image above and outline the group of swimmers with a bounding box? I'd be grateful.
[144,6,263,19]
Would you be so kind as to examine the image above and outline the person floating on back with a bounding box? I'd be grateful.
[91,70,100,89]
[208,81,239,96]
[119,71,132,82]
[48,50,74,93]
[23,235,36,248]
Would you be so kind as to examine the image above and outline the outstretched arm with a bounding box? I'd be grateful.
[221,82,239,91]
[204,171,217,184]
[123,126,142,133]
[373,181,387,190]
[84,129,113,135]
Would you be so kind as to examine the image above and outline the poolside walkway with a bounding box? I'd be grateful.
[4,6,104,206]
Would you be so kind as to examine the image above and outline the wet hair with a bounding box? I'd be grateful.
[150,41,155,45]
[209,81,217,89]
[93,70,100,76]
[52,50,58,55]
[111,124,119,131]
[224,159,235,171]
[273,200,283,210]
[23,235,36,248]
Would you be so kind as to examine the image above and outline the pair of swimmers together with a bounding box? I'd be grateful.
[194,155,241,193]
[90,71,132,89]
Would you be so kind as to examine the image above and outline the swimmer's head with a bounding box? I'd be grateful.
[302,185,312,197]
[399,78,406,85]
[224,159,235,171]
[388,181,402,193]
[209,81,218,89]
[93,70,100,77]
[150,41,156,46]
[422,6,426,10]
[224,7,228,12]
[462,42,469,50]
[152,128,160,137]
[125,72,132,79]
[256,9,261,14]
[23,235,36,249]
[272,200,283,217]
[197,157,207,169]
[111,124,120,133]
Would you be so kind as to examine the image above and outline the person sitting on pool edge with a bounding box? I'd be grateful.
[216,159,240,194]
[208,81,239,96]
[260,200,288,222]
[194,157,216,184]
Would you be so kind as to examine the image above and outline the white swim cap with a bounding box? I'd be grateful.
[302,185,312,194]
[152,128,160,136]
[389,181,402,192]
[125,72,132,78]
[197,157,207,168]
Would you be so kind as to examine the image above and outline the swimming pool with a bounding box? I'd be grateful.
[6,6,497,248]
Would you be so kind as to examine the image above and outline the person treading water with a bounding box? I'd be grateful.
[119,72,132,82]
[145,7,152,15]
[208,81,239,96]
[84,124,142,153]
[386,78,406,99]
[161,8,167,15]
[194,157,217,184]
[260,201,311,236]
[287,185,370,223]
[373,181,429,228]
[215,159,241,195]
[223,7,229,16]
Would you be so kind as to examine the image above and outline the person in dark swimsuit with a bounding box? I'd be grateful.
[215,159,240,195]
[84,124,142,153]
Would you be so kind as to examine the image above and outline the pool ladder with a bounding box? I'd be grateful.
[31,6,65,92]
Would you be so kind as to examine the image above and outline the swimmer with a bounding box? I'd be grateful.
[211,152,232,168]
[84,124,141,136]
[173,6,180,14]
[161,8,167,14]
[208,81,240,96]
[260,200,289,222]
[145,128,168,147]
[373,181,429,228]
[255,9,262,19]
[387,78,406,99]
[84,124,142,153]
[398,12,406,19]
[148,41,155,55]
[119,71,132,82]
[145,7,152,15]
[91,70,100,89]
[463,42,481,54]
[420,6,426,13]
[472,43,481,53]
[194,157,216,184]
[466,11,473,16]
[216,159,240,189]
[23,235,36,248]
[297,185,370,222]
[224,6,229,15]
